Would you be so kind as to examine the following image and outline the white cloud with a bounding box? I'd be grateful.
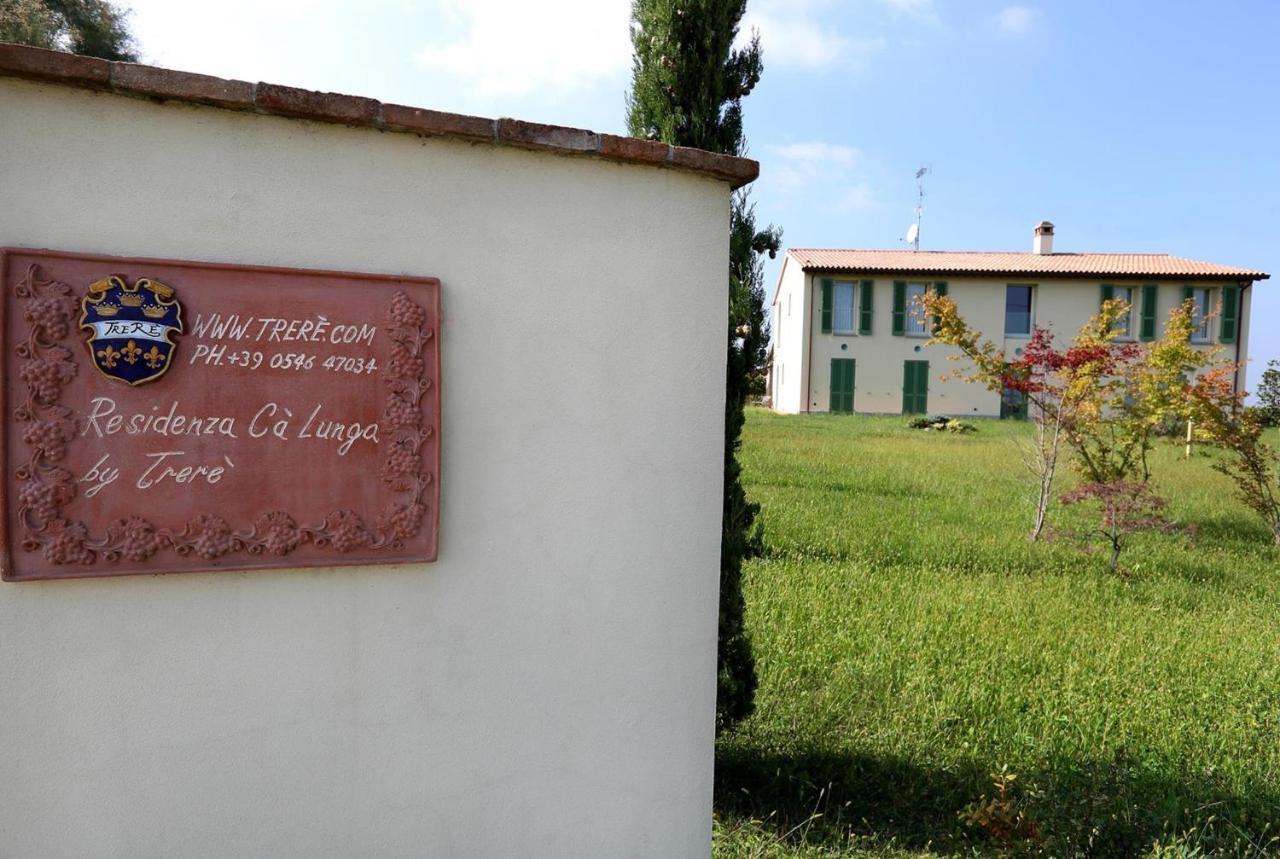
[764,141,874,212]
[877,0,943,27]
[739,0,885,71]
[994,5,1037,36]
[879,0,935,14]
[740,12,846,69]
[415,0,632,98]
[832,183,876,213]
[770,141,860,180]
[124,0,343,83]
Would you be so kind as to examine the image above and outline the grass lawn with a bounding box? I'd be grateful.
[713,408,1280,858]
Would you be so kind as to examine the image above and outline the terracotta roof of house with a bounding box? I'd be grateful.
[0,42,759,188]
[788,248,1270,280]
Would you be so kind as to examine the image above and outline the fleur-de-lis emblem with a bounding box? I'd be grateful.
[96,344,121,368]
[81,274,184,385]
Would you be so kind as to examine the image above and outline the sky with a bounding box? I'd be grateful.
[120,0,1279,392]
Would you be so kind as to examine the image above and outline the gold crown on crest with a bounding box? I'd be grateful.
[95,303,121,317]
[88,275,177,305]
[142,304,168,319]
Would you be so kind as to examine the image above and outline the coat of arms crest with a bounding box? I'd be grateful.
[80,275,184,385]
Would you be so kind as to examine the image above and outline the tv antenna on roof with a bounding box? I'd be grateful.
[903,165,929,251]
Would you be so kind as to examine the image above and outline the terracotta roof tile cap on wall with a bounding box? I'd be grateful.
[788,248,1270,280]
[0,42,760,189]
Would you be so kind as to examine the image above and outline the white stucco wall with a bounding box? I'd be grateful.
[789,271,1252,416]
[0,79,728,857]
[769,256,807,413]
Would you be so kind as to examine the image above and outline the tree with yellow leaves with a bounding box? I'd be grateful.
[922,292,1226,548]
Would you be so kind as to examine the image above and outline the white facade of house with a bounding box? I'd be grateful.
[771,226,1267,417]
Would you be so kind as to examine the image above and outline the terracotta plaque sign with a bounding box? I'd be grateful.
[1,249,440,581]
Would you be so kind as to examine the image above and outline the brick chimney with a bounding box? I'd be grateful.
[1033,220,1055,255]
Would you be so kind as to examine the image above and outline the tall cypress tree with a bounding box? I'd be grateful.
[627,0,780,733]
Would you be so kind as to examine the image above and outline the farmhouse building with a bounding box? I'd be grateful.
[770,222,1269,417]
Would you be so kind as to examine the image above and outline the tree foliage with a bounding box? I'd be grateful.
[628,0,780,732]
[0,0,137,61]
[1061,480,1182,573]
[1052,299,1202,486]
[1256,359,1280,427]
[923,294,1141,539]
[1189,364,1280,543]
[923,292,1226,555]
[626,0,759,154]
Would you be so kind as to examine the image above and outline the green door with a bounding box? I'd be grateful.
[903,360,929,414]
[830,359,856,414]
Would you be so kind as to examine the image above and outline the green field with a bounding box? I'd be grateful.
[713,408,1280,858]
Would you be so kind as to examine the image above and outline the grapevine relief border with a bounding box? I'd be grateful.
[12,263,434,569]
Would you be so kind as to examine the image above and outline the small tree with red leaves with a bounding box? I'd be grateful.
[923,294,1141,540]
[1001,326,1111,541]
[1060,480,1184,572]
[922,294,1224,543]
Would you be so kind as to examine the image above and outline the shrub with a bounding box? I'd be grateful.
[960,767,1042,853]
[1243,405,1277,429]
[907,415,976,434]
[1060,480,1185,572]
[1189,366,1280,544]
[1152,414,1189,438]
[1256,359,1280,426]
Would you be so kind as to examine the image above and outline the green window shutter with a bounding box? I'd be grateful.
[1139,284,1158,341]
[820,278,833,334]
[858,280,873,334]
[1183,285,1194,305]
[1220,284,1239,344]
[892,281,906,336]
[1100,283,1114,306]
[829,359,839,412]
[919,362,929,414]
[902,362,911,414]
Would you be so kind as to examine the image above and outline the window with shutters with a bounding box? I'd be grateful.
[904,282,930,337]
[1005,285,1033,337]
[1189,288,1212,343]
[832,281,856,334]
